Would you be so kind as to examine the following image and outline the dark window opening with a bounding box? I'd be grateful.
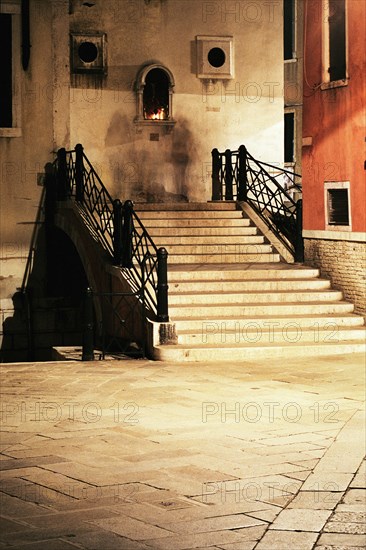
[328,0,346,81]
[0,14,13,128]
[284,112,295,163]
[78,41,98,63]
[284,0,295,60]
[208,47,226,68]
[143,68,169,120]
[327,188,349,225]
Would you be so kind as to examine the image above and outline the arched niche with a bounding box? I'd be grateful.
[135,64,176,129]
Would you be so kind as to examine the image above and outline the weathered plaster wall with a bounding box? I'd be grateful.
[69,0,284,202]
[302,0,366,233]
[0,0,70,299]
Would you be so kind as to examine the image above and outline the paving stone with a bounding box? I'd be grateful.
[20,507,122,529]
[217,541,257,550]
[0,456,70,470]
[331,511,366,523]
[315,546,363,550]
[63,529,154,549]
[350,473,366,488]
[287,491,344,510]
[255,529,318,549]
[269,508,331,531]
[89,515,173,540]
[324,521,366,534]
[163,513,265,534]
[0,516,30,534]
[302,472,354,492]
[336,503,366,513]
[0,491,52,517]
[342,489,366,505]
[6,540,84,550]
[317,533,366,547]
[143,528,248,549]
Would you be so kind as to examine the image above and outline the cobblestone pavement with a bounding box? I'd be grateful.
[0,353,365,549]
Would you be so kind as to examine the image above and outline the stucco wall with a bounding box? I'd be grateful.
[0,0,70,299]
[69,0,284,202]
[302,0,366,233]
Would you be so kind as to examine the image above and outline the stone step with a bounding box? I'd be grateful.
[167,252,281,264]
[171,313,365,331]
[138,210,245,219]
[140,218,251,228]
[169,290,343,305]
[168,265,321,280]
[154,235,265,245]
[164,243,274,257]
[147,226,258,236]
[169,278,331,292]
[169,301,354,318]
[135,201,237,211]
[153,340,366,362]
[177,326,366,345]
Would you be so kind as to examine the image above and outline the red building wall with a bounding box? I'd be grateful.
[302,0,366,232]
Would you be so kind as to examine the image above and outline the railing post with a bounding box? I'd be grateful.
[56,147,68,200]
[157,247,169,322]
[294,199,304,263]
[82,287,95,361]
[122,200,133,268]
[113,199,123,265]
[237,145,247,202]
[211,148,221,201]
[224,149,233,200]
[75,143,84,202]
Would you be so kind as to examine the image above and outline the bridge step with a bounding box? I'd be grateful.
[154,340,366,362]
[134,203,365,362]
[169,290,343,306]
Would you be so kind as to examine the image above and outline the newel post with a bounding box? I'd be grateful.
[157,247,169,322]
[113,199,123,265]
[75,143,84,202]
[237,145,247,201]
[224,149,233,200]
[294,199,304,263]
[122,200,133,268]
[211,148,221,201]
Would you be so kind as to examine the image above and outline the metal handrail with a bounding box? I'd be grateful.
[53,144,169,321]
[212,145,304,261]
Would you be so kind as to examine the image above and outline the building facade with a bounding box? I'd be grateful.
[302,0,366,314]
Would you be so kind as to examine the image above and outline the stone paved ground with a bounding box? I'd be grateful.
[0,353,365,549]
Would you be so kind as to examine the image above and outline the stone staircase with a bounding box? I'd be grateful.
[136,202,366,361]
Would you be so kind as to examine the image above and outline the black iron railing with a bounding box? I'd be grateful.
[52,144,169,322]
[212,145,304,261]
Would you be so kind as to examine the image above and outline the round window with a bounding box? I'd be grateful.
[78,42,98,63]
[207,47,226,68]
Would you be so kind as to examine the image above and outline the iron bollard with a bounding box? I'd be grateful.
[224,149,233,200]
[295,199,304,263]
[157,247,169,322]
[237,145,247,202]
[82,287,95,361]
[211,148,221,201]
